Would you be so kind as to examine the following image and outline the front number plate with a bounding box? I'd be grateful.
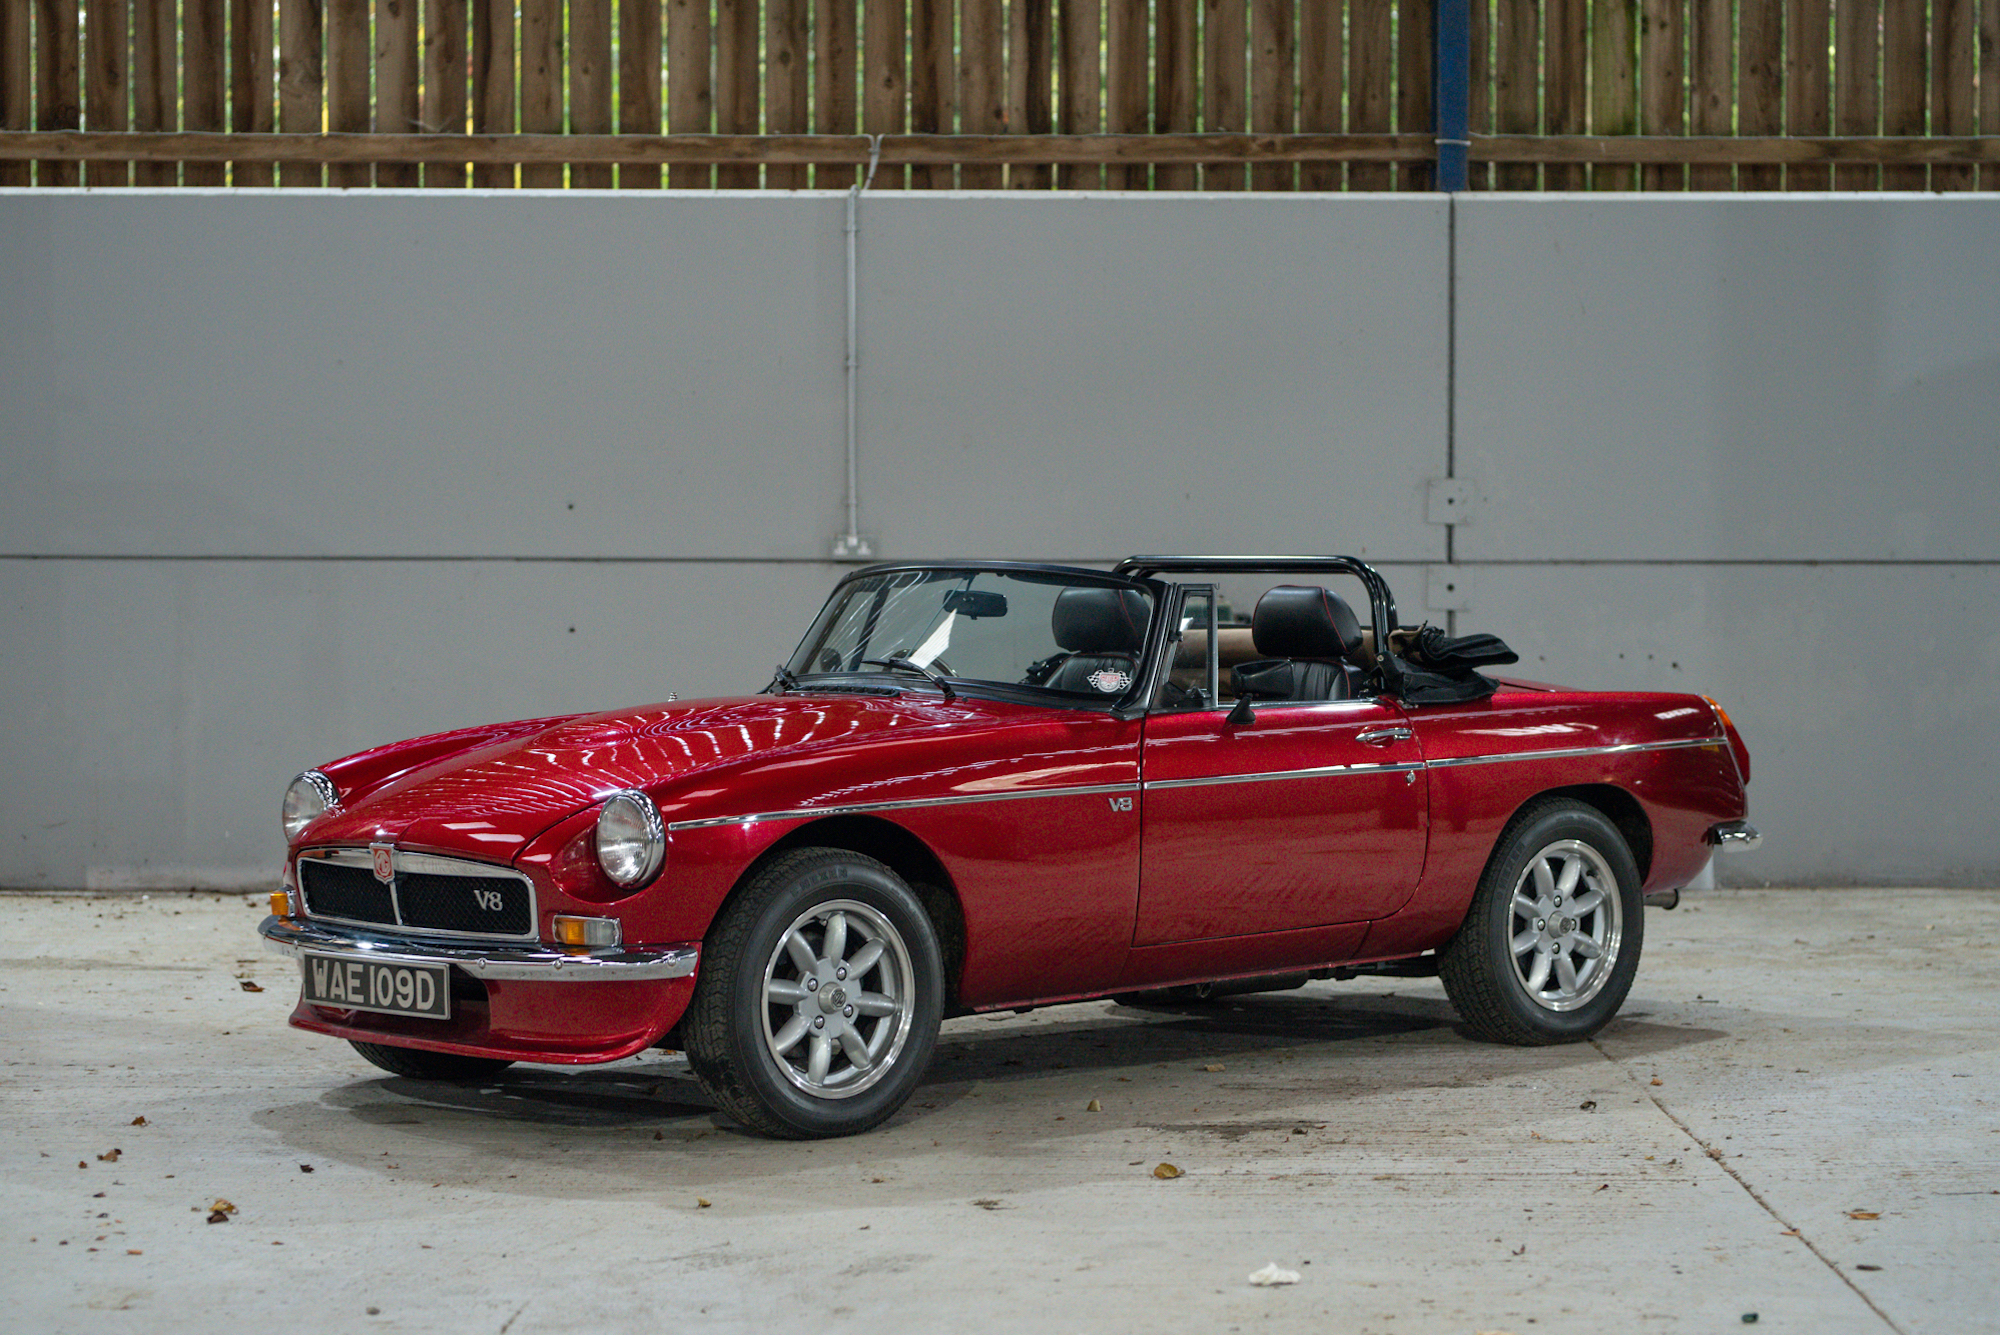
[302,953,450,1020]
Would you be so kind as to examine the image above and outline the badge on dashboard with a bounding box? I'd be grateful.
[370,842,396,884]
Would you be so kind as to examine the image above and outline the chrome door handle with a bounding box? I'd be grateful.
[1357,727,1413,747]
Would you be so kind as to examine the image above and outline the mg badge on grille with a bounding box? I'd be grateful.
[370,842,396,884]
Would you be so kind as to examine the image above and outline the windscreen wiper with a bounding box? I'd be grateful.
[861,657,958,703]
[767,663,800,695]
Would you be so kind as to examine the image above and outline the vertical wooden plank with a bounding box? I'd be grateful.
[1104,0,1146,187]
[232,0,278,186]
[518,0,562,187]
[377,0,422,185]
[85,0,130,185]
[1982,0,1999,188]
[132,0,176,184]
[1591,0,1637,190]
[620,0,663,185]
[961,0,1004,186]
[816,0,859,186]
[1833,0,1877,189]
[1009,0,1053,187]
[1349,0,1392,189]
[327,0,372,186]
[1399,0,1436,190]
[1736,0,1781,187]
[569,0,614,186]
[279,0,325,185]
[1879,0,1926,188]
[1248,0,1292,190]
[765,0,807,187]
[36,0,82,185]
[714,0,760,186]
[1687,0,1730,188]
[1492,0,1533,189]
[1542,0,1582,189]
[1929,0,1973,189]
[0,0,26,186]
[1784,0,1830,189]
[1469,0,1490,187]
[182,0,225,184]
[1297,0,1341,190]
[911,0,955,187]
[425,0,469,185]
[1638,0,1683,190]
[863,0,905,187]
[1201,0,1241,188]
[667,0,711,184]
[472,0,515,185]
[1154,0,1196,190]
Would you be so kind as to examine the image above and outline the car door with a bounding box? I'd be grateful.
[1134,585,1429,946]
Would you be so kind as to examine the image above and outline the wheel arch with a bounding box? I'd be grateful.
[1519,784,1653,883]
[728,815,968,1013]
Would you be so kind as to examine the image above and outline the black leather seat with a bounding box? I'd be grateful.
[1230,585,1364,702]
[1044,587,1150,695]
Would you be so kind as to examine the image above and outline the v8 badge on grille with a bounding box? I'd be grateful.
[370,842,395,883]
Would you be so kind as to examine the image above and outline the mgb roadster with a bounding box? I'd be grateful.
[261,556,1757,1138]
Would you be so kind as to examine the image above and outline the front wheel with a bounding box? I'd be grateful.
[1438,798,1643,1045]
[684,848,944,1139]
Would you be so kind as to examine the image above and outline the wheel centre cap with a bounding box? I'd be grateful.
[821,984,848,1013]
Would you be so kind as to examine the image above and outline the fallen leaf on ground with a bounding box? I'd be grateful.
[97,1149,121,1162]
[206,1210,231,1224]
[126,1249,142,1255]
[299,1164,314,1173]
[1856,1264,1882,1271]
[1202,1064,1225,1072]
[1086,1099,1102,1112]
[77,1161,87,1170]
[1153,1163,1184,1180]
[1247,1262,1300,1287]
[1847,1210,1880,1220]
[209,1199,236,1215]
[130,1117,148,1127]
[971,1199,1003,1210]
[1650,1077,1664,1086]
[695,1198,711,1208]
[1579,1100,1597,1111]
[239,980,264,992]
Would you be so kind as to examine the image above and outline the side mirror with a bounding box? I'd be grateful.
[1225,693,1255,728]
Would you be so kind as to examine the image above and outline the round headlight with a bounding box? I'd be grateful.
[282,770,338,842]
[595,790,665,888]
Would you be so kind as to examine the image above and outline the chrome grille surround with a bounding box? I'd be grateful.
[296,847,539,942]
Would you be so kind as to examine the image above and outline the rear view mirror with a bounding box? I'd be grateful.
[943,590,1008,619]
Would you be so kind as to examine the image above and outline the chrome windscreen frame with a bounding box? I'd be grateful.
[295,846,540,942]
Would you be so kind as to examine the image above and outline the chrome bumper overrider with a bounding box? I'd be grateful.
[1706,820,1762,852]
[260,915,699,982]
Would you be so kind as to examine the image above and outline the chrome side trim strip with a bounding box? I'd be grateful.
[1423,736,1725,770]
[667,781,1142,832]
[1144,760,1423,791]
[260,915,699,982]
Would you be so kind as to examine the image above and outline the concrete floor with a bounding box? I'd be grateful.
[2,888,1994,1335]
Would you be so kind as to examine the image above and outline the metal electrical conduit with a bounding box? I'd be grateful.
[832,135,885,561]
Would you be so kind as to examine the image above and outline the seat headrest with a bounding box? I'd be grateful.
[1252,586,1364,661]
[1051,588,1150,654]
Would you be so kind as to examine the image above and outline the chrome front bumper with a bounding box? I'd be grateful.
[260,915,699,982]
[1706,820,1763,852]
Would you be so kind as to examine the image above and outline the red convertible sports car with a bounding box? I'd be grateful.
[261,556,1757,1138]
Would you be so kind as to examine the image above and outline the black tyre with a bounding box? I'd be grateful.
[1438,798,1644,1045]
[349,1040,515,1081]
[684,848,944,1139]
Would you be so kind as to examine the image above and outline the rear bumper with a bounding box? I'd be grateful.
[260,914,698,981]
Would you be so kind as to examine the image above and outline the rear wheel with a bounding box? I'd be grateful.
[685,848,943,1139]
[349,1040,514,1081]
[1439,798,1643,1045]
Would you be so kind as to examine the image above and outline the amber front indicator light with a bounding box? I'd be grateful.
[269,889,291,917]
[552,915,621,948]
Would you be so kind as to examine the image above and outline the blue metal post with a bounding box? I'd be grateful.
[1434,0,1471,192]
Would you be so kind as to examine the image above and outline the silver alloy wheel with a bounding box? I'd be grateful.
[1507,839,1623,1012]
[759,898,916,1100]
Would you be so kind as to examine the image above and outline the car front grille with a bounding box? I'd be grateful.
[297,850,536,940]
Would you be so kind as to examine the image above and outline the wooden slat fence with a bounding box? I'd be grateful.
[0,0,1993,190]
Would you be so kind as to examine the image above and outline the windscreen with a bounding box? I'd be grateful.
[788,568,1156,699]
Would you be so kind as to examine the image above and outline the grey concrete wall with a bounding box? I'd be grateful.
[1,189,1993,888]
